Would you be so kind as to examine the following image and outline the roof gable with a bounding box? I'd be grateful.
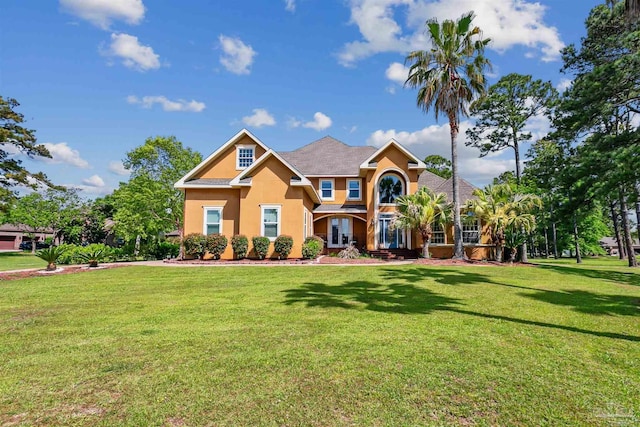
[359,139,427,170]
[230,149,321,203]
[175,129,269,188]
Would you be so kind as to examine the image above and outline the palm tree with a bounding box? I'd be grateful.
[393,187,452,258]
[405,12,491,259]
[466,184,541,262]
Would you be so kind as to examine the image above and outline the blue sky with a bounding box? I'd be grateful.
[2,0,602,196]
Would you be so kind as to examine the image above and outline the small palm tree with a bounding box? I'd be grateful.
[393,187,452,258]
[36,246,67,271]
[466,184,541,262]
[405,11,491,259]
[79,246,110,268]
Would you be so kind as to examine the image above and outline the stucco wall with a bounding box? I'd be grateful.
[195,135,267,180]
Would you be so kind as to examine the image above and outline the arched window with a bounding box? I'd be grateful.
[378,173,404,204]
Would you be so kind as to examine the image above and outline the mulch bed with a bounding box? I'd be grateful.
[164,258,315,265]
[0,265,123,282]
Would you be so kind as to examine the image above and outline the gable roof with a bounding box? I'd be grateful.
[279,136,376,176]
[229,149,321,203]
[175,128,269,188]
[433,177,479,203]
[417,170,447,191]
[359,139,427,171]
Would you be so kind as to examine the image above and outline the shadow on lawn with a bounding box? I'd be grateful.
[536,264,640,287]
[283,280,461,314]
[283,268,640,342]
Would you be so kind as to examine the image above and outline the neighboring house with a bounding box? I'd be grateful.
[175,129,492,259]
[0,224,53,250]
[600,237,640,255]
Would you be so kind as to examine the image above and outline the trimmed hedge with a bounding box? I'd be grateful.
[183,233,207,259]
[252,236,270,260]
[231,235,249,259]
[274,235,294,259]
[205,234,228,260]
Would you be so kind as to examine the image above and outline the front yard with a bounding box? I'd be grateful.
[1,261,638,425]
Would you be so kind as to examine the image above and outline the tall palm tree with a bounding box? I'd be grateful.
[393,187,452,258]
[405,12,491,259]
[466,184,541,262]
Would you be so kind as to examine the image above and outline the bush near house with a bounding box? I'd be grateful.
[183,233,207,259]
[205,234,228,260]
[153,241,180,259]
[274,235,294,259]
[338,245,360,259]
[252,236,270,260]
[231,235,249,259]
[302,235,324,259]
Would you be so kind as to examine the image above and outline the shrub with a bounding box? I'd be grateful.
[231,235,249,259]
[183,233,207,259]
[36,246,67,271]
[78,244,111,267]
[57,244,86,265]
[338,245,360,259]
[274,235,294,259]
[302,235,324,259]
[252,236,271,259]
[153,241,180,259]
[205,234,228,260]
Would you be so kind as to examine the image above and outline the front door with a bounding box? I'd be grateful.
[328,217,352,248]
[378,214,404,249]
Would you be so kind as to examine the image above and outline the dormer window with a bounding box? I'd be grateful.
[236,145,255,170]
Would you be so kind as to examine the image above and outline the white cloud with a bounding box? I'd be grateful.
[39,142,90,169]
[385,62,410,85]
[104,33,160,71]
[284,0,296,12]
[303,112,333,131]
[60,0,145,29]
[242,108,276,128]
[108,160,130,176]
[339,0,564,66]
[286,116,302,129]
[82,174,105,187]
[556,78,572,93]
[127,95,206,112]
[219,35,256,75]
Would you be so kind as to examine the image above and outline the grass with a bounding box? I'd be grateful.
[0,251,44,271]
[0,263,638,426]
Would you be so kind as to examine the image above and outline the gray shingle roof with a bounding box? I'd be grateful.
[279,136,376,176]
[185,178,231,186]
[417,171,446,191]
[432,177,479,203]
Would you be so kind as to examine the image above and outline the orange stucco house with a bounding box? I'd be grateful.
[175,129,492,260]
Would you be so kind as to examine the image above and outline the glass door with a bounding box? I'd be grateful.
[329,217,352,248]
[378,214,404,249]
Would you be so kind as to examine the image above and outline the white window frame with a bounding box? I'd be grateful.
[319,179,335,201]
[203,206,223,235]
[236,144,255,170]
[260,204,281,241]
[347,179,361,201]
[303,208,309,239]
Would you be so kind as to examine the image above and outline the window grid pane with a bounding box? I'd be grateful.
[462,222,480,244]
[238,148,254,168]
[431,223,445,244]
[263,207,279,239]
[205,208,222,235]
[320,180,333,199]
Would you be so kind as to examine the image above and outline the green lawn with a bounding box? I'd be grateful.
[1,263,638,426]
[0,251,44,271]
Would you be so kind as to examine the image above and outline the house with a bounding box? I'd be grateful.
[600,237,640,255]
[0,224,53,250]
[175,129,492,260]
